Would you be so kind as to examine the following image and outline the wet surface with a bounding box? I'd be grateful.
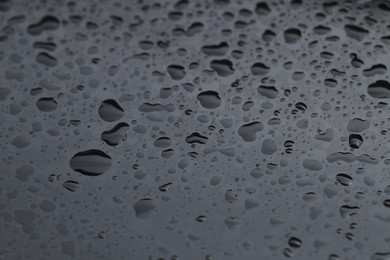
[1,0,390,259]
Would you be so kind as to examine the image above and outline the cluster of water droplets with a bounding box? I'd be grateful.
[1,0,390,259]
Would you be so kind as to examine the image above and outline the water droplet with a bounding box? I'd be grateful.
[344,24,369,41]
[134,198,157,218]
[185,132,208,144]
[36,97,58,112]
[288,237,302,248]
[336,173,353,186]
[201,42,229,56]
[98,99,124,122]
[238,122,263,142]
[367,80,390,99]
[101,123,129,146]
[36,52,58,67]
[257,85,279,99]
[210,59,235,76]
[251,62,270,76]
[167,65,186,80]
[27,16,59,35]
[197,91,222,109]
[349,134,363,149]
[284,28,302,44]
[62,180,80,192]
[69,149,112,176]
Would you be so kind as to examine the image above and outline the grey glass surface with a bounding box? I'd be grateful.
[1,0,390,259]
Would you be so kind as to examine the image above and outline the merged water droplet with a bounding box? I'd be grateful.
[27,16,60,35]
[201,42,229,56]
[101,122,129,146]
[185,132,208,144]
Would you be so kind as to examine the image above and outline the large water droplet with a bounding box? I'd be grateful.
[69,149,112,176]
